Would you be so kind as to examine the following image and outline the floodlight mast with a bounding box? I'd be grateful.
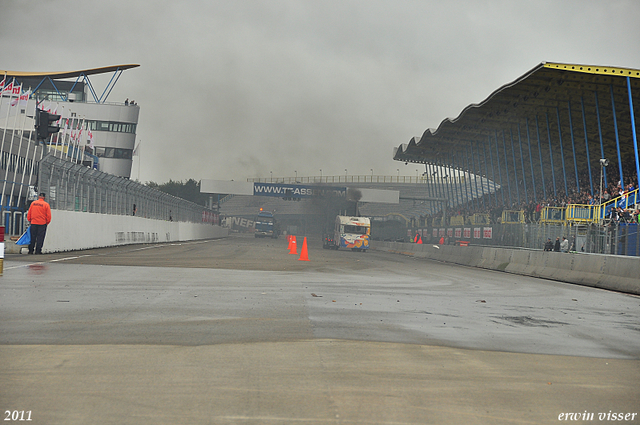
[599,158,608,207]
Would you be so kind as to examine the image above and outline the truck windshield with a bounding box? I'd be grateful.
[344,225,367,234]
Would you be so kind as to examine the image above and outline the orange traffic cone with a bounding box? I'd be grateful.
[289,236,297,255]
[287,235,292,251]
[298,237,309,261]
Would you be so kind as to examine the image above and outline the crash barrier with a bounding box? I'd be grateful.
[415,222,639,257]
[372,241,640,296]
[6,209,228,254]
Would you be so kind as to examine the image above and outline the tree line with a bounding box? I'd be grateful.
[145,179,210,206]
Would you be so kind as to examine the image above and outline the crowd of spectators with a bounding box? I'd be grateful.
[417,165,639,227]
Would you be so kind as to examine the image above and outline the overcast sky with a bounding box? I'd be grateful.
[2,0,639,183]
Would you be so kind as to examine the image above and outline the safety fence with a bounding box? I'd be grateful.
[415,222,639,257]
[37,154,217,226]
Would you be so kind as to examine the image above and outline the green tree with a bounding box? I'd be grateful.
[146,179,208,206]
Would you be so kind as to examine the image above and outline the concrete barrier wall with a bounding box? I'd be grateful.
[7,210,228,254]
[372,241,640,296]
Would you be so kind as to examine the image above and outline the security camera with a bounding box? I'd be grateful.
[600,158,609,166]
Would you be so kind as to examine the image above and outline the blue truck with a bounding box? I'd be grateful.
[254,209,279,238]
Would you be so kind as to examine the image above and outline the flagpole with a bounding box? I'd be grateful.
[26,97,44,196]
[1,79,23,209]
[0,77,16,165]
[75,117,85,164]
[19,96,38,205]
[9,83,29,209]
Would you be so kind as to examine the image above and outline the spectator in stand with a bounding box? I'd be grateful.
[553,237,561,252]
[544,238,553,251]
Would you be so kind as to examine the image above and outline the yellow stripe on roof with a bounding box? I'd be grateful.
[543,62,640,78]
[0,64,140,79]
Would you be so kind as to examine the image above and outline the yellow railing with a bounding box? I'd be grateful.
[565,204,594,223]
[594,188,639,222]
[502,210,525,224]
[449,215,465,226]
[471,213,490,225]
[540,206,566,223]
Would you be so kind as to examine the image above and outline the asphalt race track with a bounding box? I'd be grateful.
[1,234,639,424]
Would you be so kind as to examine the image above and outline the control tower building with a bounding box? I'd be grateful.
[0,64,140,178]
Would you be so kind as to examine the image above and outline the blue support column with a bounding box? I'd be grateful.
[627,76,640,189]
[455,156,463,207]
[434,162,441,199]
[610,84,624,188]
[428,163,436,199]
[555,107,569,195]
[594,90,607,187]
[517,123,529,203]
[580,96,594,196]
[525,118,537,203]
[449,161,457,208]
[478,141,488,207]
[426,163,433,199]
[501,130,513,206]
[464,149,474,209]
[448,153,459,207]
[545,112,557,197]
[535,115,547,200]
[472,142,485,210]
[484,139,495,207]
[509,128,521,205]
[567,101,581,193]
[494,131,505,206]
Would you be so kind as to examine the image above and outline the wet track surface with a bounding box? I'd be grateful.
[3,235,639,358]
[1,234,639,424]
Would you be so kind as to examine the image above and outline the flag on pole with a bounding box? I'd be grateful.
[133,142,140,156]
[10,89,29,107]
[88,128,94,149]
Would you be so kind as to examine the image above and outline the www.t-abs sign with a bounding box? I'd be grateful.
[253,183,346,199]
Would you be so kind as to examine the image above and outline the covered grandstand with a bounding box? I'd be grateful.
[394,62,639,210]
[393,61,639,255]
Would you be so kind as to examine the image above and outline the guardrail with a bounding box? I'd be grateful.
[540,206,565,223]
[502,210,525,224]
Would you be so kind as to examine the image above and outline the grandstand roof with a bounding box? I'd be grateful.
[393,62,640,180]
[0,64,140,80]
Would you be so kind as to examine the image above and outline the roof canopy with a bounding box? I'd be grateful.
[394,62,640,202]
[0,64,140,104]
[0,64,140,80]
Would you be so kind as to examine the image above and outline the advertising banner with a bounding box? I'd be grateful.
[463,228,471,238]
[455,228,462,238]
[253,182,346,199]
[483,227,493,239]
[474,227,482,239]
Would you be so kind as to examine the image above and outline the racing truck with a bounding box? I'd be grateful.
[254,209,278,238]
[323,215,370,252]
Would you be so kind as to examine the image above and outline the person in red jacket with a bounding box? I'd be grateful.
[27,193,52,254]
